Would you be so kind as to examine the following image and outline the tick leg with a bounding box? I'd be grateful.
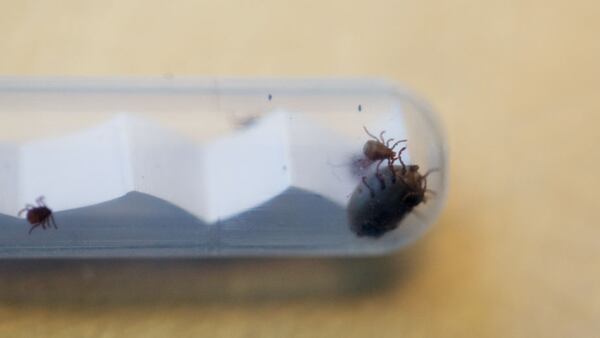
[390,139,407,151]
[18,205,33,217]
[387,158,396,183]
[379,130,386,143]
[385,138,395,147]
[421,168,439,190]
[28,223,40,235]
[36,196,46,207]
[361,177,376,198]
[49,215,58,229]
[362,126,379,141]
[375,160,386,190]
[397,147,407,172]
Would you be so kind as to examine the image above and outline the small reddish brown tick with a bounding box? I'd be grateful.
[362,126,406,165]
[18,197,57,235]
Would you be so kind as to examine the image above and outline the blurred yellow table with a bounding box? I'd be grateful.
[0,1,598,337]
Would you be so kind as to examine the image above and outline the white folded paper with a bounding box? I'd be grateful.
[3,110,407,223]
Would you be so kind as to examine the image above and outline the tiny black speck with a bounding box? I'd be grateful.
[358,104,362,112]
[268,94,272,101]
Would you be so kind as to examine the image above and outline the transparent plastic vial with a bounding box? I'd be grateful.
[0,77,448,257]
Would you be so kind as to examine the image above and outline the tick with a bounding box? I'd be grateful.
[18,196,57,235]
[347,146,436,237]
[362,126,406,166]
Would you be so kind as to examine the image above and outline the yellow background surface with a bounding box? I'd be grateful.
[0,1,598,337]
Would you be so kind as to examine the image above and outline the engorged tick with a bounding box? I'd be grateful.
[18,196,57,235]
[348,143,437,237]
[268,93,272,101]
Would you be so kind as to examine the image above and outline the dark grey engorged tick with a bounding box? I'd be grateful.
[18,196,57,235]
[347,145,435,237]
[358,104,362,112]
[268,94,272,101]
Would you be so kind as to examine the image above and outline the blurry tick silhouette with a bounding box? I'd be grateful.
[19,196,57,235]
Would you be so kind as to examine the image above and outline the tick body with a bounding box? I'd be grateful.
[362,126,406,164]
[347,153,434,237]
[18,197,57,235]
